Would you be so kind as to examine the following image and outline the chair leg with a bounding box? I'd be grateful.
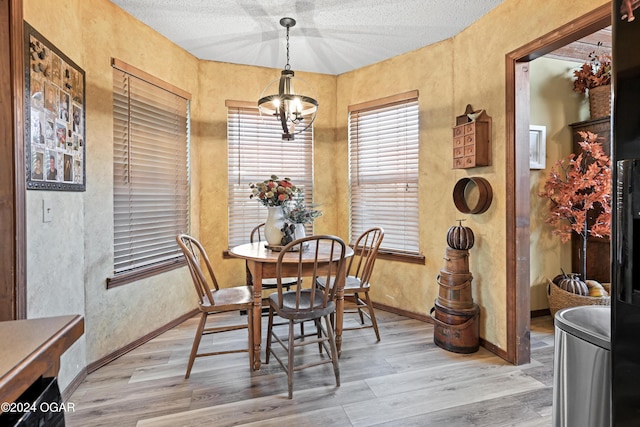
[354,292,366,325]
[265,306,274,364]
[247,306,254,370]
[364,291,380,341]
[287,319,295,399]
[186,312,207,379]
[315,318,323,354]
[324,314,340,387]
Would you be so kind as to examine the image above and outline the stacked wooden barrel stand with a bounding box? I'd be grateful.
[430,222,480,353]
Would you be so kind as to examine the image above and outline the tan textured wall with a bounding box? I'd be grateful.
[195,62,337,285]
[335,0,610,349]
[529,57,589,311]
[450,0,607,346]
[24,0,199,388]
[22,0,610,390]
[336,39,456,324]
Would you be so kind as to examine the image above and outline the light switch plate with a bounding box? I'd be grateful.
[43,199,52,223]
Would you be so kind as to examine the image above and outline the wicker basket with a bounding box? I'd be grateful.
[547,279,610,319]
[588,85,611,119]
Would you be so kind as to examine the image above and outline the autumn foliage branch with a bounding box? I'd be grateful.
[539,131,611,244]
[572,45,612,94]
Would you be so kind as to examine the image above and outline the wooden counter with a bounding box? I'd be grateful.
[0,315,84,405]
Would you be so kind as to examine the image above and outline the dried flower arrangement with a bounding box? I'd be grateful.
[539,131,611,285]
[572,45,612,94]
[249,175,298,207]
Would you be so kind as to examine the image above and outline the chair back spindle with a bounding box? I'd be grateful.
[315,227,384,342]
[177,234,220,307]
[349,227,384,287]
[250,223,265,244]
[274,235,346,315]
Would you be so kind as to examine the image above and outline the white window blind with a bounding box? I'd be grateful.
[348,91,420,254]
[227,100,313,248]
[112,64,190,275]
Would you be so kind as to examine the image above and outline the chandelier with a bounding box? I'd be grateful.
[258,17,318,141]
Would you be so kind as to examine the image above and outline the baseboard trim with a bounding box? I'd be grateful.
[479,337,509,360]
[61,367,87,402]
[531,308,551,318]
[86,309,198,374]
[373,301,512,362]
[372,301,432,323]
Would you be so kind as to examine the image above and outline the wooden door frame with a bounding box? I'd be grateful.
[0,0,25,320]
[505,3,611,364]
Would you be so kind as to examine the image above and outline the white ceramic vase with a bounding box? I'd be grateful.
[264,206,285,245]
[294,223,306,241]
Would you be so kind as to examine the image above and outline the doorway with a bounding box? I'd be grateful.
[505,4,611,365]
[0,0,26,321]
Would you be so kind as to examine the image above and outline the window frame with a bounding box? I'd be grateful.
[107,59,191,288]
[348,90,424,264]
[226,100,315,249]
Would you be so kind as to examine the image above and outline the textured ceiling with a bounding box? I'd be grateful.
[109,0,504,75]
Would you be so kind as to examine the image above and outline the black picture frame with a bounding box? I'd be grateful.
[24,22,86,191]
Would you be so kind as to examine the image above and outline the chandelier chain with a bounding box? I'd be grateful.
[285,26,291,70]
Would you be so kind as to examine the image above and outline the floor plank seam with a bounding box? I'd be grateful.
[65,313,555,427]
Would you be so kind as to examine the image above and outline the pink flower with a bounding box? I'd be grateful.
[249,175,299,207]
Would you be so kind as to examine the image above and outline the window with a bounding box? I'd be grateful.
[227,100,313,248]
[110,59,190,286]
[348,91,420,255]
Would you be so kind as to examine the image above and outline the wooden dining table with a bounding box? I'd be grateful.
[228,241,354,371]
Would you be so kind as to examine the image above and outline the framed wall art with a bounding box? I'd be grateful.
[529,125,546,170]
[24,22,85,191]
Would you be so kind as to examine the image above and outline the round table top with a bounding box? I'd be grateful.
[229,241,353,263]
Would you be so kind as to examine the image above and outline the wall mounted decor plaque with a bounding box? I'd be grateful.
[24,22,86,191]
[452,105,491,169]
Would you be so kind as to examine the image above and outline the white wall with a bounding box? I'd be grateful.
[26,191,87,386]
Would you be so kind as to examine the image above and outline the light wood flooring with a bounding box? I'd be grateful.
[65,310,555,427]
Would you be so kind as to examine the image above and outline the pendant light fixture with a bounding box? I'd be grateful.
[258,17,318,141]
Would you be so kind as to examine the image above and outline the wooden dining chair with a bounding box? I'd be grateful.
[176,234,254,377]
[265,235,347,399]
[316,227,384,341]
